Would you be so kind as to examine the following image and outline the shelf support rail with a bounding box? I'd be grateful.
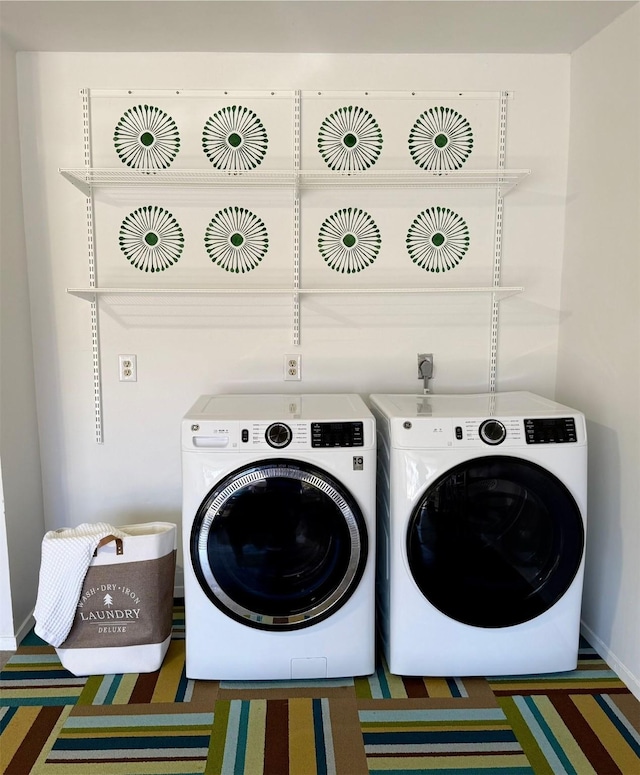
[82,88,104,443]
[489,91,509,393]
[293,90,301,346]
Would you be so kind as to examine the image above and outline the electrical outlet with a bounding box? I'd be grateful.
[118,354,137,382]
[284,353,301,381]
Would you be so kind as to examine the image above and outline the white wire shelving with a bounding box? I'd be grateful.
[67,286,524,302]
[63,166,528,332]
[62,88,528,441]
[62,166,528,307]
[60,167,530,197]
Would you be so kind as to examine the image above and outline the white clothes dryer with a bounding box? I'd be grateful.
[369,392,587,677]
[182,393,376,680]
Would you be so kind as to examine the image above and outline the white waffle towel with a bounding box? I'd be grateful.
[34,522,128,647]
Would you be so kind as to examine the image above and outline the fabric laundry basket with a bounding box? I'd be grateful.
[52,522,177,676]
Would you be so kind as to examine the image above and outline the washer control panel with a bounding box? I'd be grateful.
[259,420,365,448]
[186,415,374,451]
[265,422,293,449]
[311,421,364,448]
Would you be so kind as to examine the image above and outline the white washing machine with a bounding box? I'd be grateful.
[369,391,587,677]
[181,393,376,680]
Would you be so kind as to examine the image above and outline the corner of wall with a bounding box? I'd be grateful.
[560,2,640,700]
[0,36,46,644]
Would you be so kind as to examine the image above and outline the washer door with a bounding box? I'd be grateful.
[191,459,368,630]
[407,456,584,628]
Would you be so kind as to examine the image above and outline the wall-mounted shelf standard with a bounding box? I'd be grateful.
[60,167,530,196]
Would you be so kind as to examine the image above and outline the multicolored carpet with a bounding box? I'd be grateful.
[1,601,638,774]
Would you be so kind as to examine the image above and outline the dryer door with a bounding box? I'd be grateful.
[407,456,584,628]
[191,459,368,630]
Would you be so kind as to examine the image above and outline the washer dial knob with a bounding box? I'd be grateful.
[479,419,507,445]
[265,422,292,449]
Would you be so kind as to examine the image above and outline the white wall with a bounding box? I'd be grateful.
[0,37,45,648]
[16,53,571,592]
[9,40,639,695]
[558,6,640,699]
[0,9,636,702]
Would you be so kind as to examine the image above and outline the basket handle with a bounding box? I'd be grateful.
[94,535,124,556]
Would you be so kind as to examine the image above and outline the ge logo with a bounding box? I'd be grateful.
[353,456,364,471]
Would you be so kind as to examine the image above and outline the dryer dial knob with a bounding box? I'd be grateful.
[266,422,293,449]
[479,419,507,445]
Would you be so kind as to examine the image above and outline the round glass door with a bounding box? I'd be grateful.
[407,456,584,628]
[191,459,368,630]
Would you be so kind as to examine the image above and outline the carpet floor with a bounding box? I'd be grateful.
[1,601,638,774]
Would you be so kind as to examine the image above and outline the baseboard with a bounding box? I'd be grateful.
[0,610,35,651]
[581,620,640,701]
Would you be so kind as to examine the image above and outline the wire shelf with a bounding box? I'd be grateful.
[67,286,523,302]
[60,168,530,196]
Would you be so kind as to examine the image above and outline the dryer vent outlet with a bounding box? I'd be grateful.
[284,353,302,381]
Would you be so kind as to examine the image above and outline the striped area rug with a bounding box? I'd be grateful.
[1,602,638,774]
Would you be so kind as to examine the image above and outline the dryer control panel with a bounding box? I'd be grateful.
[524,417,577,444]
[390,415,585,448]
